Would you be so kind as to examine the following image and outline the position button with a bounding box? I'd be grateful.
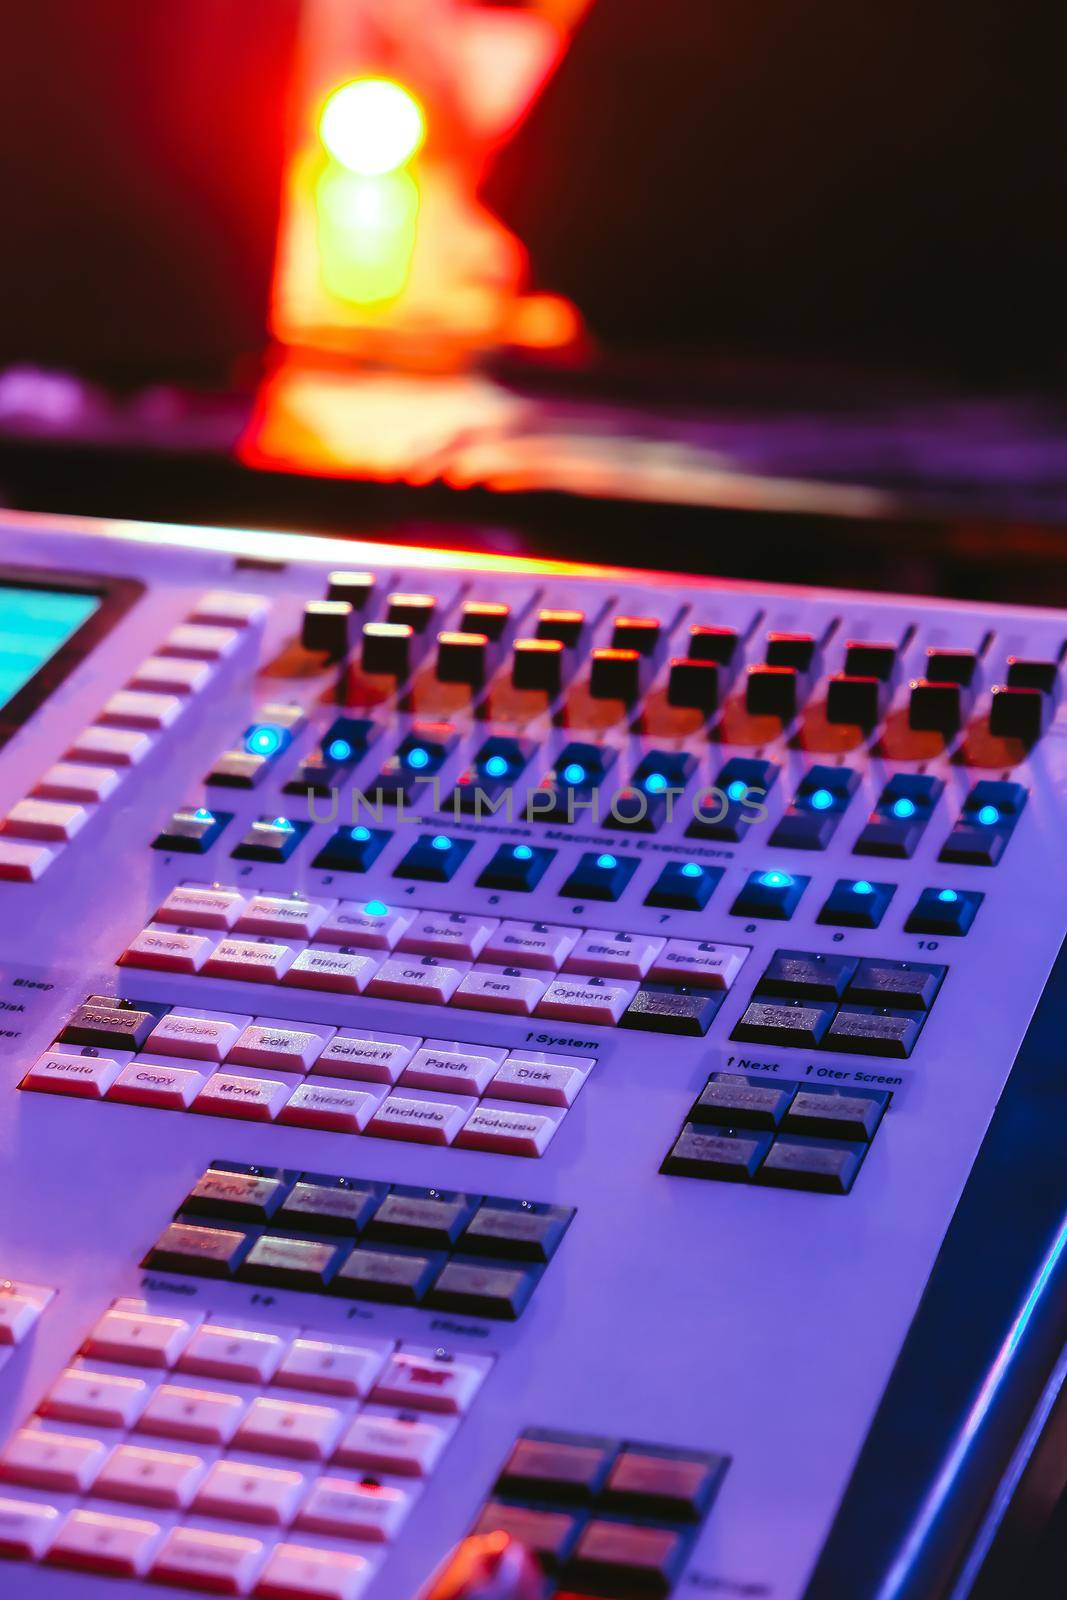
[939,779,1028,866]
[769,765,859,850]
[755,949,856,1000]
[853,772,944,858]
[435,631,491,686]
[905,887,983,935]
[361,620,414,678]
[301,599,354,659]
[692,1073,796,1130]
[729,869,808,919]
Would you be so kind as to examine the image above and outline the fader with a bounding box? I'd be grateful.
[0,511,1065,1599]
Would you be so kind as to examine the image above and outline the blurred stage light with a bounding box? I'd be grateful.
[319,78,426,177]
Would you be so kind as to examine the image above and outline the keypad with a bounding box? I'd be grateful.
[141,1160,575,1317]
[663,1070,890,1192]
[731,948,946,1057]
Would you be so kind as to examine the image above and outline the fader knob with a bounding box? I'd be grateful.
[988,684,1051,742]
[667,657,721,711]
[512,637,564,693]
[362,621,413,677]
[301,600,354,659]
[436,631,490,686]
[589,646,642,701]
[327,570,375,609]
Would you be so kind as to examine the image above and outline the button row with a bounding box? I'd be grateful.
[0,590,265,883]
[474,1427,728,1594]
[662,1070,891,1193]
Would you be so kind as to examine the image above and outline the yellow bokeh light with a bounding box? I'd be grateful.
[319,78,426,177]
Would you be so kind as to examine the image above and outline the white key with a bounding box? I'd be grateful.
[457,1101,564,1157]
[47,1508,161,1577]
[366,1093,468,1146]
[99,690,182,731]
[234,894,333,939]
[156,884,247,930]
[649,937,750,988]
[313,1031,419,1085]
[151,1525,265,1594]
[397,911,499,962]
[228,1023,331,1073]
[400,1041,506,1097]
[0,1495,60,1558]
[256,1543,373,1600]
[179,1324,290,1383]
[109,1059,205,1110]
[234,1397,344,1462]
[0,838,55,881]
[536,976,637,1025]
[120,927,215,974]
[1,798,89,842]
[145,1011,243,1061]
[563,929,665,980]
[366,958,468,1006]
[279,1081,382,1134]
[33,761,121,803]
[296,1475,409,1543]
[0,1428,108,1492]
[41,1368,151,1428]
[129,656,211,695]
[0,1295,39,1345]
[194,1072,292,1122]
[67,724,152,766]
[94,1443,205,1509]
[452,966,548,1016]
[22,1050,122,1098]
[491,1051,592,1108]
[203,941,296,983]
[274,1338,390,1399]
[84,1307,197,1368]
[137,1383,245,1445]
[372,1349,484,1415]
[191,589,269,627]
[194,1459,304,1526]
[333,1412,448,1477]
[160,622,242,660]
[481,919,578,970]
[315,902,415,950]
[283,947,380,995]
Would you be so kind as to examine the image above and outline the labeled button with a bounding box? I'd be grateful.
[145,1222,249,1278]
[231,816,309,864]
[823,1007,921,1057]
[366,1093,469,1145]
[60,1002,157,1051]
[314,1031,419,1084]
[567,1519,684,1596]
[184,1165,288,1221]
[426,1261,537,1321]
[155,884,246,929]
[460,1200,574,1263]
[331,1249,439,1306]
[732,999,836,1047]
[202,940,296,983]
[275,1337,390,1399]
[457,1102,563,1157]
[452,967,549,1016]
[22,1050,124,1099]
[316,901,414,949]
[283,948,380,995]
[151,1527,265,1593]
[563,930,665,980]
[783,1086,889,1140]
[238,1236,343,1293]
[398,912,499,962]
[603,1445,729,1521]
[536,976,637,1025]
[481,920,578,970]
[559,851,639,902]
[845,958,946,1010]
[34,762,121,803]
[120,928,216,973]
[648,938,748,988]
[497,1430,617,1501]
[333,1413,448,1477]
[384,1042,497,1100]
[366,958,468,1007]
[757,1136,866,1194]
[619,985,724,1036]
[137,1385,245,1446]
[756,949,856,1000]
[661,1124,771,1180]
[366,1188,476,1250]
[904,887,983,935]
[692,1073,796,1130]
[194,1073,291,1121]
[279,1082,383,1133]
[294,1476,411,1542]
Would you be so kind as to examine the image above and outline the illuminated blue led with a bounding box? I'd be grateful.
[512,844,533,861]
[809,787,834,811]
[976,804,1000,826]
[852,879,874,895]
[891,797,917,820]
[327,737,353,762]
[596,853,617,870]
[406,746,430,770]
[681,862,703,878]
[350,825,371,841]
[562,762,587,786]
[364,899,388,917]
[431,834,452,851]
[758,870,792,889]
[727,779,748,802]
[484,754,510,779]
[938,888,959,903]
[271,817,293,831]
[245,724,283,757]
[644,772,668,793]
[193,808,214,823]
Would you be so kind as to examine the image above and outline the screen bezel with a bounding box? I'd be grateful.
[0,566,144,749]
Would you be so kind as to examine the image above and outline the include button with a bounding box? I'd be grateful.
[731,999,836,1047]
[559,851,639,902]
[818,878,895,928]
[394,833,473,883]
[692,1073,796,1130]
[366,1093,469,1145]
[645,859,722,910]
[845,958,945,1010]
[782,1085,889,1140]
[823,1007,921,1057]
[662,1123,771,1179]
[757,1135,867,1194]
[905,887,983,936]
[152,807,232,854]
[730,870,808,920]
[620,984,725,1035]
[756,949,856,1000]
[477,842,554,892]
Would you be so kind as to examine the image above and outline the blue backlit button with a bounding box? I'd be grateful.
[451,735,534,814]
[769,765,860,850]
[477,843,555,892]
[394,832,473,882]
[904,886,983,936]
[731,998,836,1048]
[817,878,895,929]
[559,851,639,902]
[939,779,1028,866]
[285,716,375,795]
[311,825,391,873]
[374,723,458,803]
[538,742,616,823]
[152,807,233,854]
[619,984,725,1036]
[610,751,696,833]
[644,860,722,910]
[853,772,944,858]
[729,869,809,920]
[230,816,310,863]
[686,756,779,842]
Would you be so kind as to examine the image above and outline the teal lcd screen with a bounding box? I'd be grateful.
[0,585,101,713]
